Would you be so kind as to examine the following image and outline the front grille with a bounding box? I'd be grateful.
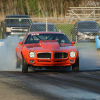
[54,52,68,59]
[37,53,51,59]
[12,27,27,29]
[11,27,28,32]
[38,61,51,62]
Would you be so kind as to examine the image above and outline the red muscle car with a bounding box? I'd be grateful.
[16,32,79,73]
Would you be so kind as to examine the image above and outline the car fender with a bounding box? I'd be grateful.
[21,47,29,60]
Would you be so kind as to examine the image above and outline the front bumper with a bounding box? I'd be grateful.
[22,50,78,67]
[10,32,28,36]
[25,57,76,67]
[78,35,95,40]
[6,31,28,36]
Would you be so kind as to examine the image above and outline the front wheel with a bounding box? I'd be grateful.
[22,56,28,73]
[72,57,79,73]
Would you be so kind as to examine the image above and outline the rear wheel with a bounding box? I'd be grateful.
[22,56,28,73]
[72,57,79,73]
[16,54,21,68]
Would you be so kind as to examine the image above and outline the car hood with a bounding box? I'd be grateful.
[24,40,77,52]
[78,29,100,33]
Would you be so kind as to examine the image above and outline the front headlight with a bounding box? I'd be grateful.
[24,29,28,32]
[20,29,28,32]
[70,51,76,57]
[29,52,35,58]
[6,27,11,32]
[78,32,83,35]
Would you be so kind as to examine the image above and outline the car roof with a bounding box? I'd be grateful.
[27,32,64,35]
[77,20,97,23]
[6,15,30,18]
[32,22,54,25]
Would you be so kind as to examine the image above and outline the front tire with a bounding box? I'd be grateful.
[22,56,28,73]
[72,57,79,73]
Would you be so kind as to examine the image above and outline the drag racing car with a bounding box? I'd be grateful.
[16,32,79,73]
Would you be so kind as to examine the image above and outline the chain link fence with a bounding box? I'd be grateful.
[0,17,100,52]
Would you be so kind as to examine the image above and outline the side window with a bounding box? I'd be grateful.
[24,35,34,44]
[33,35,39,40]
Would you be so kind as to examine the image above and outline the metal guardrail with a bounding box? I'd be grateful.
[66,7,100,23]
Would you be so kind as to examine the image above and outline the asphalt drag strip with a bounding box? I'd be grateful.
[0,71,100,100]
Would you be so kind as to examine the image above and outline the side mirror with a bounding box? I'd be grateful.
[71,41,75,44]
[19,42,23,45]
[59,30,63,33]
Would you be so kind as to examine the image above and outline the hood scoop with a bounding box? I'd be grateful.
[39,40,60,49]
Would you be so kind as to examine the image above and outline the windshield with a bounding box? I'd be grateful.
[30,24,57,32]
[78,22,99,29]
[6,19,32,24]
[24,33,71,44]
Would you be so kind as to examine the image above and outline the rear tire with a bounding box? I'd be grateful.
[22,56,28,73]
[16,54,21,68]
[72,57,79,73]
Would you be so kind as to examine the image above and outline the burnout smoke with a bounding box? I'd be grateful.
[76,42,100,71]
[0,36,21,71]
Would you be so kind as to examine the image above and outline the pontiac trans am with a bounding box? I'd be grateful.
[16,32,79,73]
